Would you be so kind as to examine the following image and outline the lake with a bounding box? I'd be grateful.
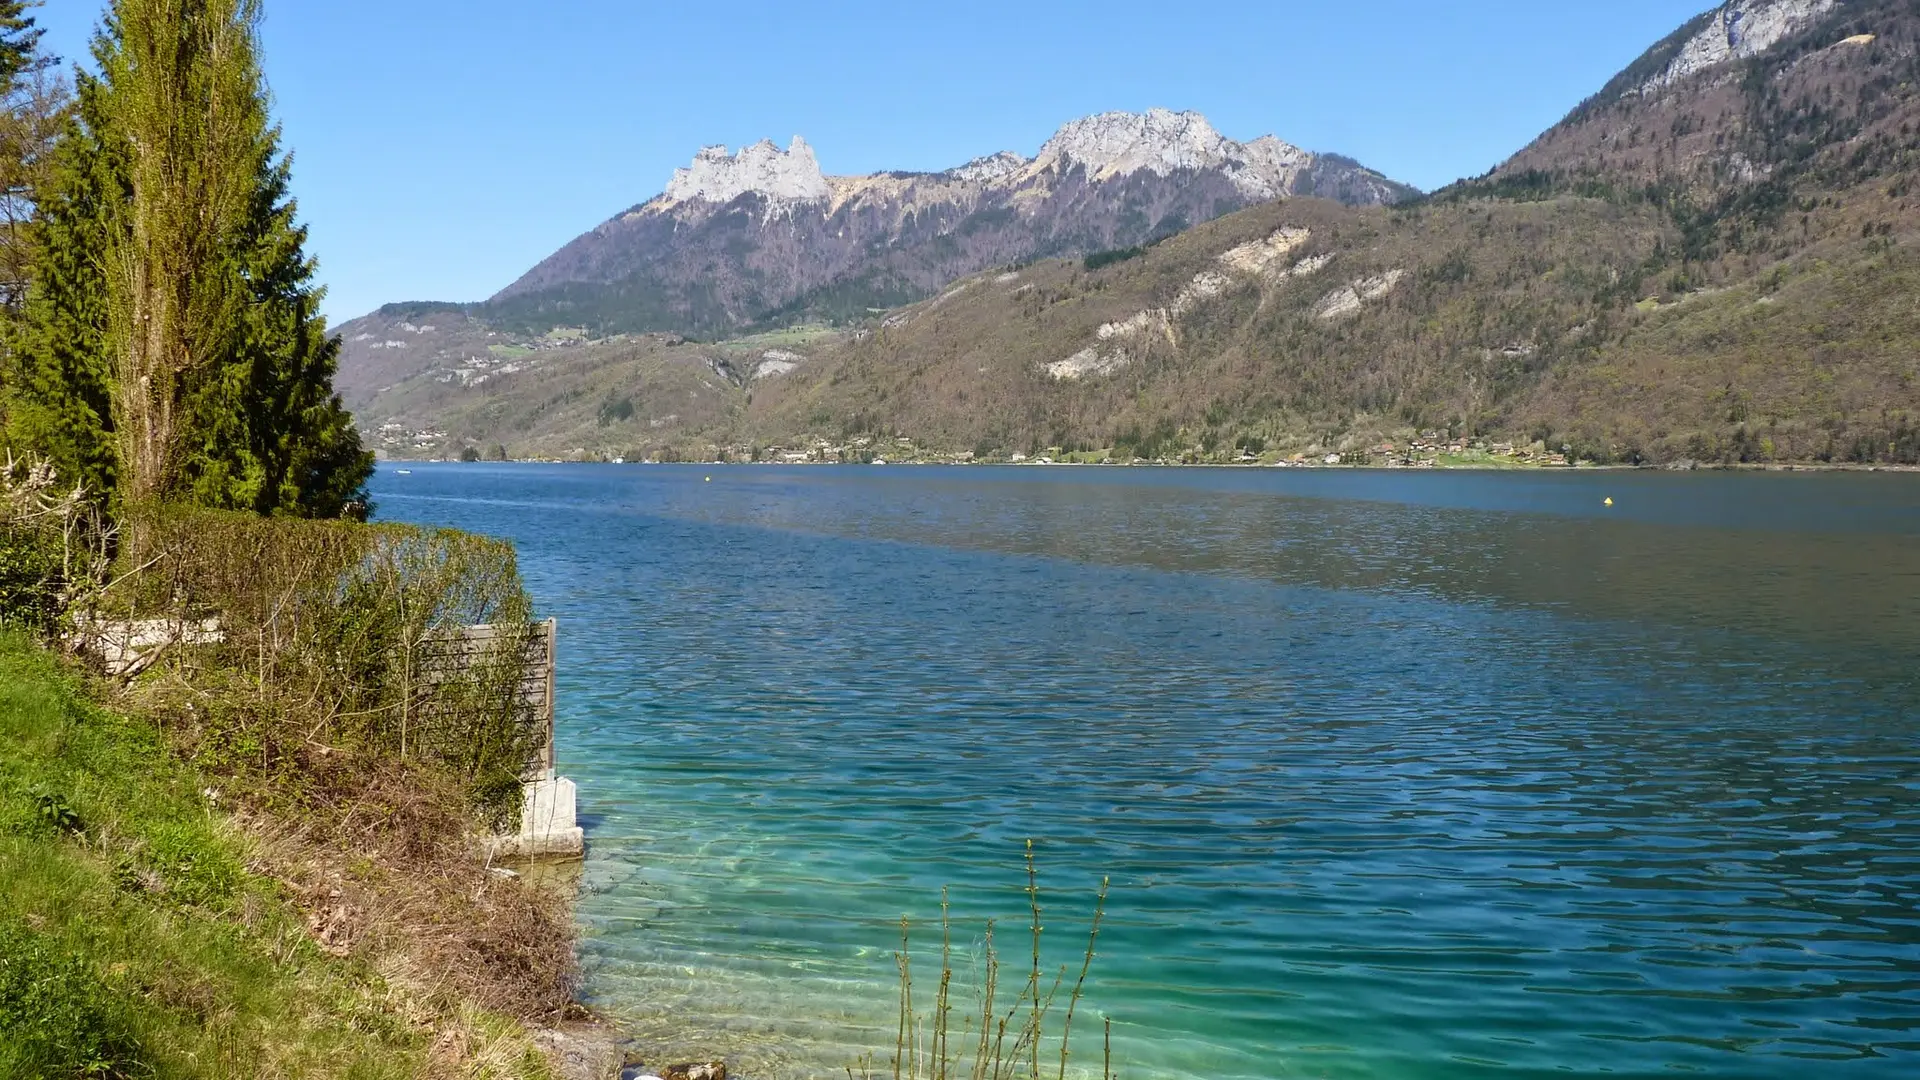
[371,463,1920,1079]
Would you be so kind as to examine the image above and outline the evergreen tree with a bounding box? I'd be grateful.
[9,0,370,517]
[0,2,45,90]
[0,0,63,396]
[4,70,114,498]
[0,37,68,314]
[175,42,369,518]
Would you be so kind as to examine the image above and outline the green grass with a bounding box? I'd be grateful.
[487,344,536,360]
[0,633,472,1079]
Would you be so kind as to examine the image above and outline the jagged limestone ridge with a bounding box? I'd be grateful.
[647,108,1333,211]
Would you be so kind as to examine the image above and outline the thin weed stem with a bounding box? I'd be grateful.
[897,916,912,1080]
[938,888,954,1080]
[885,846,1114,1080]
[972,918,997,1080]
[1027,840,1042,1080]
[1058,878,1109,1080]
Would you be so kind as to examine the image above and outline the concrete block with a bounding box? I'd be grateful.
[488,772,583,859]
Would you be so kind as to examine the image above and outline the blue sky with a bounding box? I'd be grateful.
[37,1,1714,323]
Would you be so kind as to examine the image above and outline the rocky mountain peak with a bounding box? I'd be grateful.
[480,108,1414,333]
[1035,108,1314,199]
[1041,108,1227,172]
[662,135,830,207]
[946,151,1027,184]
[1639,0,1840,94]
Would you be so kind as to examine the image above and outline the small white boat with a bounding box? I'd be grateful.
[396,469,412,475]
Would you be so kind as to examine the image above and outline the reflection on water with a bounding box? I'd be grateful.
[374,465,1920,1079]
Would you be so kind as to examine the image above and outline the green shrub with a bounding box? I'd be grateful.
[1082,245,1146,272]
[103,506,547,826]
[0,527,65,635]
[597,395,635,426]
[26,784,83,836]
[0,921,146,1079]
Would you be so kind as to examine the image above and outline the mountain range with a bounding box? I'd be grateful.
[486,109,1412,339]
[333,111,1412,402]
[340,0,1920,467]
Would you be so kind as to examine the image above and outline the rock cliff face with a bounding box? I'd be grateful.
[1031,110,1314,198]
[478,109,1415,338]
[1552,0,1863,120]
[1637,0,1840,94]
[663,137,832,209]
[1497,0,1890,191]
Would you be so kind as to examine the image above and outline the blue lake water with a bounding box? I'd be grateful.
[371,464,1920,1079]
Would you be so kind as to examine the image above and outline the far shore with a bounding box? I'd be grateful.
[377,456,1920,474]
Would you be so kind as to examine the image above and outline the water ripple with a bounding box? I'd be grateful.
[376,465,1920,1080]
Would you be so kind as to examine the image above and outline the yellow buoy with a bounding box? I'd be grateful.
[705,476,711,482]
[1604,497,1614,507]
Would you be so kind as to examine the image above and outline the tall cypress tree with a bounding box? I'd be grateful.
[9,0,370,517]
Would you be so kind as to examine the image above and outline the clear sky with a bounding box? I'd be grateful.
[36,0,1714,323]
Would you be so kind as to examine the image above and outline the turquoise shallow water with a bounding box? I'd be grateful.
[372,464,1920,1079]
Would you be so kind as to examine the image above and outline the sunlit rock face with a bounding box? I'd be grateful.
[1494,0,1863,192]
[1034,109,1318,200]
[662,138,831,210]
[1639,0,1840,94]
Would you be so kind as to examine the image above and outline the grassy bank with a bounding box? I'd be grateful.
[0,632,568,1079]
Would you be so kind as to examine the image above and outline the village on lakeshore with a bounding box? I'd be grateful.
[373,428,1791,470]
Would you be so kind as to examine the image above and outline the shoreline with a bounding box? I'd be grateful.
[380,456,1920,474]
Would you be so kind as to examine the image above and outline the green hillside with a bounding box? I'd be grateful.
[0,636,551,1078]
